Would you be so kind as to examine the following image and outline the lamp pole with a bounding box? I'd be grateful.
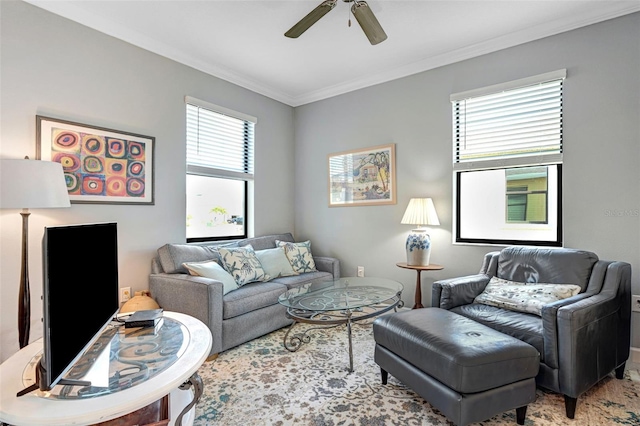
[18,209,31,349]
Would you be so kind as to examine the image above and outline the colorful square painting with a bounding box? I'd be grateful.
[37,116,154,204]
[328,143,396,207]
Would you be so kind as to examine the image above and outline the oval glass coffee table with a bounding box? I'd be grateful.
[278,277,404,373]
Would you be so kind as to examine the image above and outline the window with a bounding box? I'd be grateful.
[185,97,255,242]
[451,70,565,246]
[505,167,548,224]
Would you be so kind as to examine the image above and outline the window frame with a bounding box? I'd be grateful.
[186,178,249,243]
[454,164,563,246]
[185,96,255,243]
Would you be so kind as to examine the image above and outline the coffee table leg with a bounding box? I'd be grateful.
[283,320,307,352]
[347,312,354,373]
[413,270,424,309]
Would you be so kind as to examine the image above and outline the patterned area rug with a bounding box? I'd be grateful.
[195,323,640,425]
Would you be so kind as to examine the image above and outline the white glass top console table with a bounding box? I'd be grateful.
[0,311,212,426]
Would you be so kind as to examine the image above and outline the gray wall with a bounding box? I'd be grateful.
[0,0,295,361]
[293,14,640,347]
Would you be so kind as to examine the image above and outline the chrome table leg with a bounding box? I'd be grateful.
[347,311,353,373]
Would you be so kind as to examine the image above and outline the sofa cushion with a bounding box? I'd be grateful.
[237,233,295,251]
[474,277,581,316]
[255,247,298,278]
[497,247,598,292]
[183,260,238,295]
[157,243,220,274]
[222,281,287,320]
[451,303,545,362]
[218,245,271,286]
[271,271,334,290]
[277,240,317,273]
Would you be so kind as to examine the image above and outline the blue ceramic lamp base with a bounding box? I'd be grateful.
[405,229,431,266]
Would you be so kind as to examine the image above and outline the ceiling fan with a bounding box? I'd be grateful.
[285,0,388,45]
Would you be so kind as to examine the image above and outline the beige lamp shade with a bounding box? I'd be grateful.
[401,198,440,227]
[0,159,71,209]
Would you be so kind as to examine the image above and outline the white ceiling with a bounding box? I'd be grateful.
[25,0,640,106]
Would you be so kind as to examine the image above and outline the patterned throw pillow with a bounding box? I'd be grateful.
[218,245,271,286]
[182,260,238,295]
[276,240,317,273]
[474,276,581,316]
[255,247,298,278]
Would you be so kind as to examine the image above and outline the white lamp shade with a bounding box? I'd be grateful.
[401,198,440,227]
[0,159,71,209]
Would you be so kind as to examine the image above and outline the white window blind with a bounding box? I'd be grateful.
[452,70,565,170]
[186,98,255,180]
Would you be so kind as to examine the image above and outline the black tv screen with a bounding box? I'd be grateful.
[41,222,119,390]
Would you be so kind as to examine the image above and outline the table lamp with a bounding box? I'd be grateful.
[0,158,70,348]
[401,198,440,266]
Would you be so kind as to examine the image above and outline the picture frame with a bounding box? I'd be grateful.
[328,143,396,207]
[36,115,155,205]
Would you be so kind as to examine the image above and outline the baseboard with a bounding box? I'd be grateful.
[631,347,640,364]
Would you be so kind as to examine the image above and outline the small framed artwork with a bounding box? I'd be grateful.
[37,115,155,205]
[328,143,396,207]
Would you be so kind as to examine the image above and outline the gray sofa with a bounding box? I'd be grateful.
[149,233,340,357]
[432,246,631,419]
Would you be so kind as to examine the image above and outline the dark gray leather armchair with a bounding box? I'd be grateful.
[432,247,631,419]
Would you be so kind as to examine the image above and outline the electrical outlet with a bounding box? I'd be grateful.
[357,266,365,277]
[120,287,132,303]
[632,295,640,313]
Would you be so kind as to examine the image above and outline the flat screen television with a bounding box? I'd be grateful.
[31,222,120,393]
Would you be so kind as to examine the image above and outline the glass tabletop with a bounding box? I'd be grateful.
[278,277,403,312]
[26,317,189,400]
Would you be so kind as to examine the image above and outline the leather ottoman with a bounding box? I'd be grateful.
[373,308,540,425]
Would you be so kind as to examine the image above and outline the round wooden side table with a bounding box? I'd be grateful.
[396,262,444,309]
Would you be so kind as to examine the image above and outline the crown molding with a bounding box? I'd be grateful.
[23,0,297,106]
[289,3,640,106]
[24,1,640,108]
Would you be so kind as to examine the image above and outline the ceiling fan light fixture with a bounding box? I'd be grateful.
[285,0,338,38]
[351,1,387,45]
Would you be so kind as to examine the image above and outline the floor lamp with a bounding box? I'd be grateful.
[0,158,70,349]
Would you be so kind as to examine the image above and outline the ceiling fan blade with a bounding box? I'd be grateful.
[351,1,387,45]
[285,0,338,38]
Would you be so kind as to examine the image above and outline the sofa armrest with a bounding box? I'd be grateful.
[431,274,491,310]
[547,261,631,397]
[149,273,224,355]
[313,256,340,279]
[555,262,631,325]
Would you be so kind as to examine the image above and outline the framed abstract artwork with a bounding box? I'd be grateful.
[36,116,155,205]
[328,143,396,207]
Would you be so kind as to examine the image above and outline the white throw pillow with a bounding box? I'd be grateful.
[218,245,271,286]
[276,240,317,273]
[182,260,238,295]
[255,247,298,278]
[474,276,581,316]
